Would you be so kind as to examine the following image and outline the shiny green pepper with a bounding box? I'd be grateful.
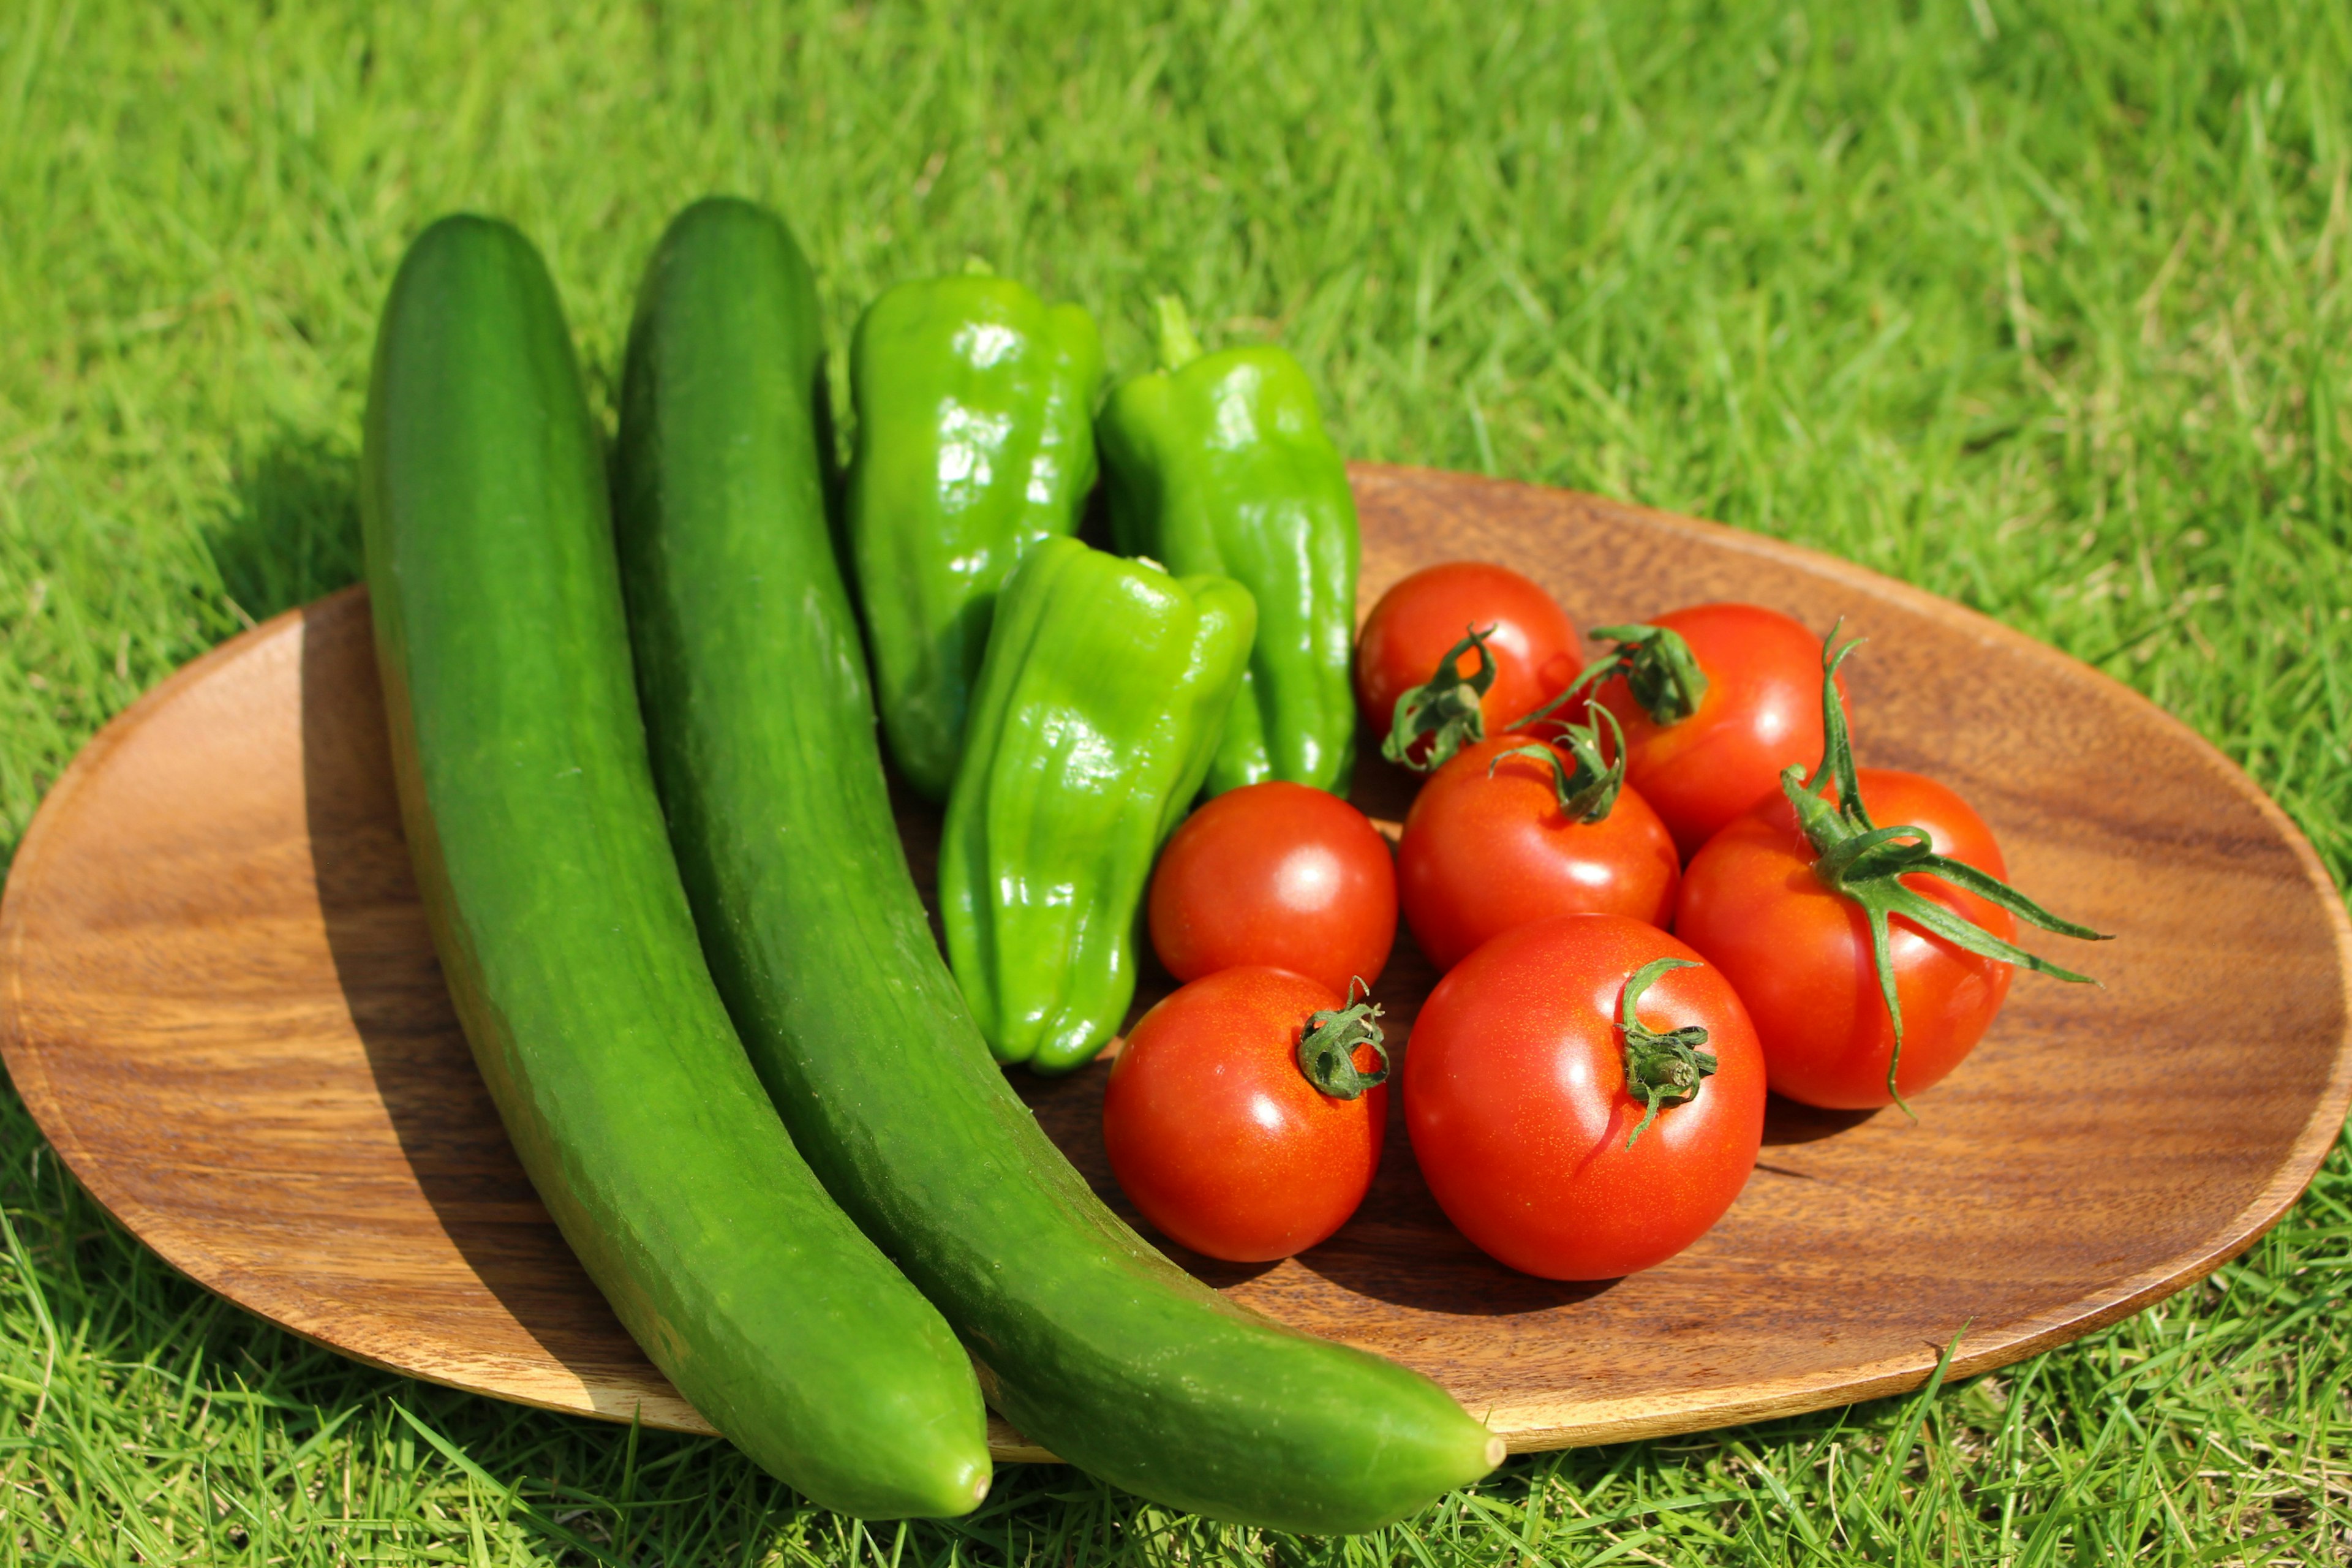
[847,273,1106,801]
[940,536,1254,1072]
[1096,298,1360,797]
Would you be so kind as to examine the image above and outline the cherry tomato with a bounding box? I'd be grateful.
[1675,769,2015,1110]
[1587,603,1838,858]
[1396,734,1679,970]
[1102,967,1387,1262]
[1148,782,1398,993]
[1354,562,1580,753]
[1404,914,1764,1280]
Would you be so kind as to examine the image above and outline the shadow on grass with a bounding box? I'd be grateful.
[203,432,364,625]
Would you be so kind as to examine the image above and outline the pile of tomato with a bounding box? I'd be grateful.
[1103,562,2106,1280]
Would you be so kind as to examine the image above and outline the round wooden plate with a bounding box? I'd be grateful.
[4,464,2348,1463]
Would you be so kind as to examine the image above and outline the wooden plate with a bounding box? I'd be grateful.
[4,464,2348,1463]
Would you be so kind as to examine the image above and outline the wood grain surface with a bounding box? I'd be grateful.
[4,464,2348,1462]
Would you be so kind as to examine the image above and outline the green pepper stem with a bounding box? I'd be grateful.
[1783,627,2111,1112]
[1152,295,1204,372]
[1295,978,1390,1099]
[1618,957,1717,1150]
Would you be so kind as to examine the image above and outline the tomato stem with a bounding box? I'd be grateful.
[1381,625,1498,773]
[1295,978,1390,1099]
[1784,626,2110,1112]
[1619,957,1717,1150]
[1512,622,1708,733]
[1486,704,1627,823]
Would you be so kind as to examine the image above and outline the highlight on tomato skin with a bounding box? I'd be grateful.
[1147,781,1397,995]
[1354,561,1581,758]
[1396,734,1679,971]
[1102,967,1387,1265]
[1403,915,1765,1281]
[1585,603,1840,859]
[1675,767,2016,1111]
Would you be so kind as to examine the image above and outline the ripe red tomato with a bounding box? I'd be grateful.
[1102,967,1387,1262]
[1354,562,1580,755]
[1585,603,1838,858]
[1148,782,1398,993]
[1404,915,1764,1280]
[1396,734,1679,970]
[1675,768,2015,1110]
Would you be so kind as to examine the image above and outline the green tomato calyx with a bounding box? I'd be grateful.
[1588,622,1709,726]
[1784,626,2109,1113]
[1487,704,1627,824]
[1295,978,1390,1100]
[1382,625,1498,772]
[1513,622,1708,733]
[1619,957,1717,1150]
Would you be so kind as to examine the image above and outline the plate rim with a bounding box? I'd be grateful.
[6,462,2348,1458]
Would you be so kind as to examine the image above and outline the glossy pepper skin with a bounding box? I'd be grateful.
[1097,300,1359,798]
[847,274,1106,801]
[941,537,1255,1073]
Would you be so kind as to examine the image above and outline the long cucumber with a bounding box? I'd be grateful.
[615,198,1502,1534]
[361,213,989,1520]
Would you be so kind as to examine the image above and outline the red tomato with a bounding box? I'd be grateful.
[1396,734,1680,970]
[1102,967,1386,1262]
[1354,562,1580,752]
[1148,782,1397,993]
[1587,603,1838,858]
[1675,769,2015,1110]
[1404,915,1764,1280]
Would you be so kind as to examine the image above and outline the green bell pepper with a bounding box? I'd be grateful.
[846,273,1106,801]
[1096,298,1360,797]
[940,536,1254,1072]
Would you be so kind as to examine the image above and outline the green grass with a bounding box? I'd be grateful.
[4,0,2350,1559]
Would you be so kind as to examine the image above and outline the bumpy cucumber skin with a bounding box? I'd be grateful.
[612,230,1501,1531]
[363,213,989,1521]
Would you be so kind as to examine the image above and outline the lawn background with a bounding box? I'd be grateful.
[4,0,2350,1561]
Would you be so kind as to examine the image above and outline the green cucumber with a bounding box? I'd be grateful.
[361,213,989,1520]
[615,198,1502,1534]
